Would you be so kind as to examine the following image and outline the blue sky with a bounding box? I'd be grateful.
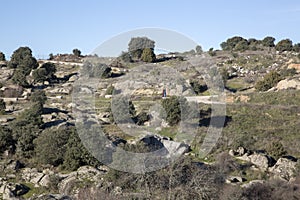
[1,0,300,58]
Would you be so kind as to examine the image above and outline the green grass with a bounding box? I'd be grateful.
[223,103,300,157]
[248,90,300,106]
[226,78,251,91]
[21,182,48,199]
[158,127,178,139]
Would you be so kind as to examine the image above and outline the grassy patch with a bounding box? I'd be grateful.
[223,103,300,157]
[158,127,178,139]
[21,182,48,199]
[248,90,300,106]
[226,78,251,91]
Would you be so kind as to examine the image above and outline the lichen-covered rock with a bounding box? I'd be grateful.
[269,157,297,181]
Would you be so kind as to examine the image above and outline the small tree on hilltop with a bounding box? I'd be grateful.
[9,47,38,87]
[0,52,6,61]
[73,48,81,57]
[262,36,276,47]
[128,37,155,60]
[195,45,203,54]
[141,48,156,63]
[275,39,293,52]
[8,47,38,71]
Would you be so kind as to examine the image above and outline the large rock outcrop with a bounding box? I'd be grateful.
[269,157,297,181]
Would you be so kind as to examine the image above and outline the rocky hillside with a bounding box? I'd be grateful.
[0,41,300,199]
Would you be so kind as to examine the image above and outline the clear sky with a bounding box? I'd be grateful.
[1,0,300,58]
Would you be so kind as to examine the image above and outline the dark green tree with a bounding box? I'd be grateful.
[161,96,181,126]
[49,53,54,60]
[275,39,293,52]
[135,111,150,125]
[12,68,29,87]
[14,102,44,127]
[34,127,70,166]
[128,37,155,60]
[141,48,156,63]
[293,43,300,52]
[73,48,81,57]
[63,127,100,171]
[234,40,249,51]
[220,36,248,51]
[0,51,5,61]
[9,47,38,87]
[208,48,216,56]
[0,126,14,154]
[190,80,208,94]
[262,36,276,47]
[195,45,203,54]
[11,123,40,157]
[33,62,56,83]
[8,47,38,71]
[0,99,5,114]
[30,90,47,105]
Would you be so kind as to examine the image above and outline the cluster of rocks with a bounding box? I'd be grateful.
[0,162,113,199]
[229,147,298,181]
[273,76,300,90]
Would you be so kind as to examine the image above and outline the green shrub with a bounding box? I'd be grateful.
[220,36,248,51]
[190,80,208,94]
[119,51,132,63]
[266,140,287,160]
[33,62,56,83]
[262,36,275,47]
[0,99,5,114]
[73,48,81,57]
[208,48,216,56]
[0,126,14,154]
[34,127,70,166]
[29,90,47,105]
[63,127,100,171]
[255,71,282,91]
[128,37,155,60]
[135,111,150,125]
[105,85,114,95]
[161,96,192,126]
[280,68,297,77]
[11,123,40,157]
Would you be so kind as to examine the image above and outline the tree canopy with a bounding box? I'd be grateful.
[128,37,155,61]
[275,39,293,52]
[141,48,156,63]
[33,62,56,83]
[220,36,249,51]
[73,48,81,57]
[0,52,5,61]
[9,47,38,87]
